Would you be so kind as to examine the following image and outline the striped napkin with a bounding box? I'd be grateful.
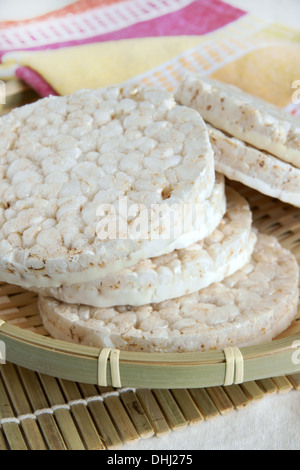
[0,0,299,115]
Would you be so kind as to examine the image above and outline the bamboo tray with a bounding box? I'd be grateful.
[0,81,300,390]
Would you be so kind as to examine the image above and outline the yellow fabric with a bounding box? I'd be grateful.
[0,18,299,108]
[212,43,300,107]
[3,36,206,95]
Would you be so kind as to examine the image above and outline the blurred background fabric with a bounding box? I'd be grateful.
[0,0,299,117]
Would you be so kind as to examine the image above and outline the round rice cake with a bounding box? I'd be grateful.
[208,125,300,208]
[154,172,226,256]
[38,233,299,352]
[34,184,252,307]
[175,74,300,169]
[0,84,215,288]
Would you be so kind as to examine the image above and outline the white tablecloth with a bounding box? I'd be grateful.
[123,390,300,450]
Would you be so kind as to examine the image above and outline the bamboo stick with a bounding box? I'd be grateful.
[17,367,66,450]
[1,422,27,450]
[0,374,28,450]
[0,428,8,450]
[77,382,122,449]
[120,390,154,439]
[205,386,234,416]
[0,363,47,450]
[5,291,36,308]
[271,376,294,394]
[152,389,187,431]
[223,385,250,410]
[0,285,25,296]
[189,388,219,420]
[240,381,265,401]
[286,373,300,390]
[39,374,85,450]
[58,379,105,450]
[256,378,278,396]
[171,389,204,424]
[135,389,170,437]
[104,394,140,444]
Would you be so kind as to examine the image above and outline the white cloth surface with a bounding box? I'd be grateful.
[0,0,299,26]
[122,390,300,450]
[0,0,77,21]
[228,0,300,28]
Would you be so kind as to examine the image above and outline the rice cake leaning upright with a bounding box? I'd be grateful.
[208,125,300,207]
[38,233,299,352]
[0,83,215,289]
[175,75,300,207]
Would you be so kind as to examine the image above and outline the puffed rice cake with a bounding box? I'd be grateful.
[175,74,300,169]
[0,83,215,289]
[208,125,300,207]
[153,172,226,257]
[38,233,299,353]
[33,183,255,307]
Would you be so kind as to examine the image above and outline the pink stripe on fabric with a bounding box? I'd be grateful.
[15,66,58,97]
[0,0,246,58]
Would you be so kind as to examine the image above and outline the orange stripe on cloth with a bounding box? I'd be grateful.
[0,0,126,29]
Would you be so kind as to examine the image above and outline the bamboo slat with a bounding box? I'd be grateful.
[223,385,250,410]
[0,429,8,450]
[58,379,105,450]
[1,422,27,450]
[205,386,234,416]
[77,383,122,449]
[4,80,30,98]
[271,376,294,394]
[0,363,47,450]
[17,367,67,450]
[135,389,170,437]
[286,374,300,390]
[39,374,85,450]
[103,394,140,444]
[240,381,265,402]
[256,378,278,396]
[120,390,154,439]
[152,389,187,431]
[189,388,220,420]
[0,374,27,450]
[171,389,204,424]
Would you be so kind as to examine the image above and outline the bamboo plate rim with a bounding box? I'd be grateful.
[1,311,300,389]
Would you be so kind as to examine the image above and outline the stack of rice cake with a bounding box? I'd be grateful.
[0,81,299,353]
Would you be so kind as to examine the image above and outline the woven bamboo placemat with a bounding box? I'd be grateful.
[0,361,299,450]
